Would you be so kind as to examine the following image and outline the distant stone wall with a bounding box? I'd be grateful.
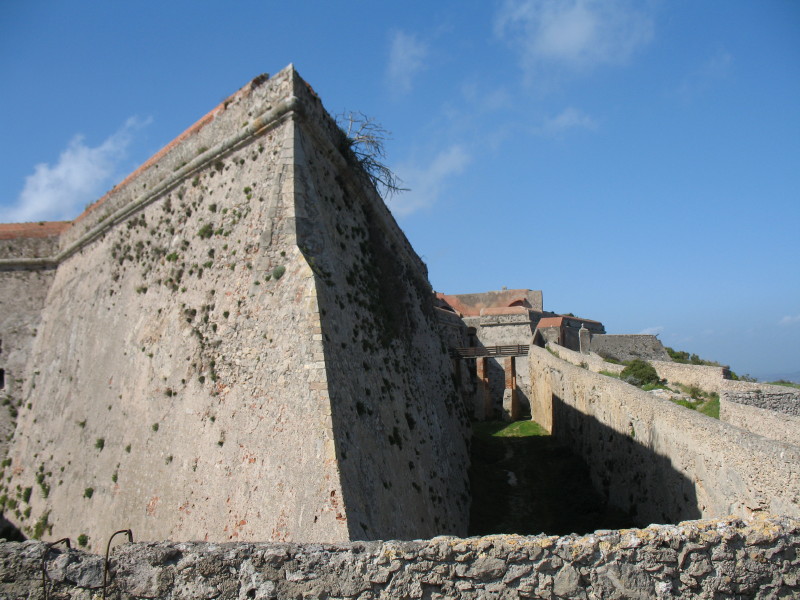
[720,399,800,447]
[463,314,534,417]
[721,380,800,415]
[0,225,66,260]
[651,361,730,393]
[719,381,800,446]
[4,515,798,599]
[588,334,670,362]
[529,346,800,525]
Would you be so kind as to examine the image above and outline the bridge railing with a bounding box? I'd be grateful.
[450,345,530,359]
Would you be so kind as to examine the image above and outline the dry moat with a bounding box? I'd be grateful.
[469,420,633,537]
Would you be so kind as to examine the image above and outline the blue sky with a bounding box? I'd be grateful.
[1,1,798,378]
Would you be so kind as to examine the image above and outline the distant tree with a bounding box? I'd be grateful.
[336,112,408,199]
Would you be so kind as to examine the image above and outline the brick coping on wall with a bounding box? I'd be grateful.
[0,221,70,240]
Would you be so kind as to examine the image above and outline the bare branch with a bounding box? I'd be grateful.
[336,112,409,199]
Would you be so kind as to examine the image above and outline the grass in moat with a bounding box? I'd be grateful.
[468,420,634,537]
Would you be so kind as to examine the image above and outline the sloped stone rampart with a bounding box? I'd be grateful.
[2,66,469,548]
[2,515,798,599]
[529,346,800,525]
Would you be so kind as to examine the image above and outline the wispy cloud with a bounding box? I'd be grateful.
[494,0,654,83]
[3,117,149,223]
[675,49,732,101]
[779,315,800,326]
[639,326,664,336]
[387,31,428,95]
[390,145,471,216]
[539,107,598,134]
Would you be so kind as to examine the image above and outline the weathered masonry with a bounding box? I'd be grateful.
[4,515,799,598]
[0,66,469,550]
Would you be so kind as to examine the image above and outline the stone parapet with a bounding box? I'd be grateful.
[4,515,798,599]
[529,346,800,524]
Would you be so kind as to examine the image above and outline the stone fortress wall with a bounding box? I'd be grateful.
[529,345,800,527]
[548,340,800,446]
[0,65,798,595]
[0,66,469,551]
[4,514,799,599]
[0,224,68,461]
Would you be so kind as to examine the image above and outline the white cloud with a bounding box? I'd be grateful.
[389,145,471,216]
[780,315,800,326]
[387,31,428,95]
[638,326,664,336]
[494,0,654,81]
[675,49,733,101]
[540,107,597,134]
[3,117,149,223]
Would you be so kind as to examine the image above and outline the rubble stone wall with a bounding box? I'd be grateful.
[721,381,800,416]
[2,515,798,599]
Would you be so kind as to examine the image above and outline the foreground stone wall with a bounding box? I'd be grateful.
[4,515,798,599]
[529,346,800,526]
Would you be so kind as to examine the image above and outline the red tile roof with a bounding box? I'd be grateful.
[536,317,564,328]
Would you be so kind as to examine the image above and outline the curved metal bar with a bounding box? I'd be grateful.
[41,537,71,600]
[102,529,133,599]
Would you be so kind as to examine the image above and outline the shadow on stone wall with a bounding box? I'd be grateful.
[551,394,702,527]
